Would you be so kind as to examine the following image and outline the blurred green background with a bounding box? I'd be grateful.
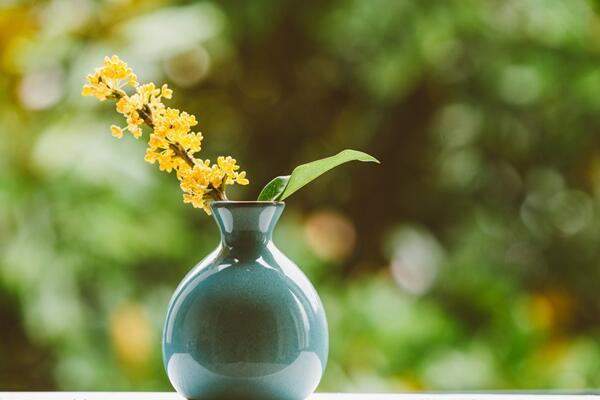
[2,0,600,392]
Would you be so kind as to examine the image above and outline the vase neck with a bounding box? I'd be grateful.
[211,202,285,248]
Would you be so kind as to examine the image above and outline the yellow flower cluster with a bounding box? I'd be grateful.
[179,156,248,209]
[81,55,138,101]
[82,55,248,213]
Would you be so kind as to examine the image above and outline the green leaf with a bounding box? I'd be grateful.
[257,175,290,201]
[257,149,379,201]
[281,149,379,200]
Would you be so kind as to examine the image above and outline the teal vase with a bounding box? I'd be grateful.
[162,201,329,400]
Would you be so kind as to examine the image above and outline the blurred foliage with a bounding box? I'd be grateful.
[2,0,600,392]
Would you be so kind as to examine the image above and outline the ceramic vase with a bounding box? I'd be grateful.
[162,201,328,400]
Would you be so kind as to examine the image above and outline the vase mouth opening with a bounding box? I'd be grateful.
[210,201,285,241]
[211,201,285,207]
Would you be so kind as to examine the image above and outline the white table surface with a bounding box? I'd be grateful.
[0,393,599,400]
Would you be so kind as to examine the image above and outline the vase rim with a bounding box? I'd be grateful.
[211,200,285,206]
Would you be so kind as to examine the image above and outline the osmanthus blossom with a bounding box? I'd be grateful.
[82,55,248,214]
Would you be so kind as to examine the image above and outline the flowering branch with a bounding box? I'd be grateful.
[82,56,246,213]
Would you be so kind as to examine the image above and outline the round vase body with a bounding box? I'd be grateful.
[162,202,328,400]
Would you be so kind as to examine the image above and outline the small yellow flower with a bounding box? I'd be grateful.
[102,55,134,81]
[144,148,160,164]
[128,74,138,87]
[116,96,135,114]
[161,84,173,99]
[128,124,142,139]
[111,125,124,138]
[235,171,249,185]
[82,72,112,100]
[217,156,239,176]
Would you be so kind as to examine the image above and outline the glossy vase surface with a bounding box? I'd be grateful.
[162,201,329,400]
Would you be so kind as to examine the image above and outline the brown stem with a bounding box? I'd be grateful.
[168,142,196,169]
[137,105,154,127]
[216,188,228,201]
[208,186,227,201]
